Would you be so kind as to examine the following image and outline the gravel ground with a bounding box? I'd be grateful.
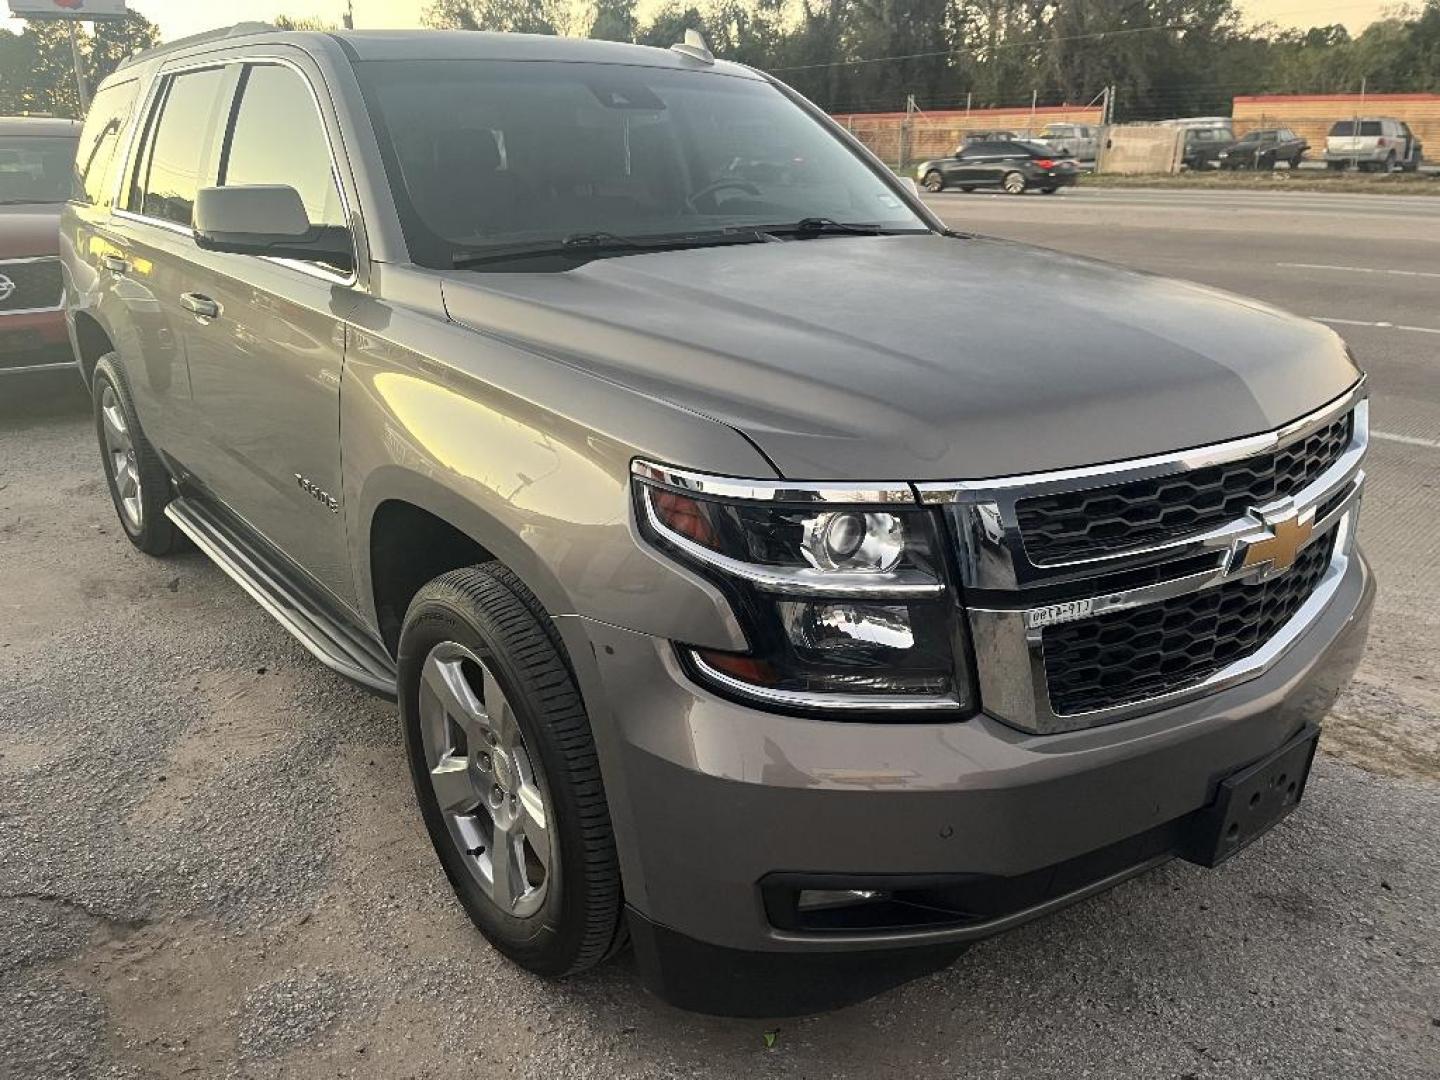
[2,385,1438,1080]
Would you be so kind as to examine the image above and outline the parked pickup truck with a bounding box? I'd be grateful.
[1,116,80,381]
[64,25,1374,1016]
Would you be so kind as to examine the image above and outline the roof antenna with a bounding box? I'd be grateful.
[671,28,714,64]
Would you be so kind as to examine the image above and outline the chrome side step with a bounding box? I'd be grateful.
[166,496,398,697]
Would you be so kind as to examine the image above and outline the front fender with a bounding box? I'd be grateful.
[340,287,764,652]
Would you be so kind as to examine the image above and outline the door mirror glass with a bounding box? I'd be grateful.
[194,185,353,270]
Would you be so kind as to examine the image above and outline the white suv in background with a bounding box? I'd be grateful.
[1325,118,1423,172]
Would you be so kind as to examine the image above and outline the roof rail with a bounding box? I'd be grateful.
[116,22,279,71]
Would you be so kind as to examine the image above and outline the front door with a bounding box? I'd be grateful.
[173,59,361,607]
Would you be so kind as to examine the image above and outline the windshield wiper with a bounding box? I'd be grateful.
[451,228,769,269]
[760,218,924,238]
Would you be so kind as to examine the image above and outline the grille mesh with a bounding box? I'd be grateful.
[1016,413,1353,564]
[0,259,62,312]
[1041,532,1336,715]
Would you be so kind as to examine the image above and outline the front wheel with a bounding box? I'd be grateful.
[399,563,624,977]
[91,355,180,556]
[1002,170,1026,195]
[922,170,944,193]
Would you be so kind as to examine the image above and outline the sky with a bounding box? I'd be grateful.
[0,0,1406,44]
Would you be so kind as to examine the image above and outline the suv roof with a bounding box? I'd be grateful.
[0,116,82,137]
[118,24,754,76]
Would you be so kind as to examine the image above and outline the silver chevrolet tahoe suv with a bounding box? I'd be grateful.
[62,25,1375,1016]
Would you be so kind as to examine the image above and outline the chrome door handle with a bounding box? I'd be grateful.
[180,292,220,320]
[102,255,129,275]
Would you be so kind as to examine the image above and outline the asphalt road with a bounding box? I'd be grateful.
[3,189,1439,1079]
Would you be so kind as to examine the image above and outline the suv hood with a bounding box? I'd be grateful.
[0,203,63,260]
[440,234,1360,481]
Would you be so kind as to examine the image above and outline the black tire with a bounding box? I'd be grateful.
[1001,170,1026,195]
[922,170,944,193]
[91,354,180,556]
[1327,160,1346,171]
[398,562,624,977]
[1384,152,1398,173]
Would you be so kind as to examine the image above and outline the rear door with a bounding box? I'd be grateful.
[176,56,361,605]
[109,63,235,465]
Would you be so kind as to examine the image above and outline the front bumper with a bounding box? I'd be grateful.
[0,308,74,376]
[559,548,1373,1013]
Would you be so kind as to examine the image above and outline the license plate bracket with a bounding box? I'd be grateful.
[1181,724,1319,868]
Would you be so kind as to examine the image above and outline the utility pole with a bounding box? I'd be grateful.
[1352,76,1365,170]
[901,93,917,170]
[965,91,972,119]
[66,20,90,113]
[1029,88,1037,132]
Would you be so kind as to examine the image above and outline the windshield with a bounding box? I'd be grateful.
[354,59,927,269]
[0,136,77,204]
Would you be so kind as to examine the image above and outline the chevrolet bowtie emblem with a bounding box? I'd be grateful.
[1234,502,1315,579]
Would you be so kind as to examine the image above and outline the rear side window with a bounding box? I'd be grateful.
[1329,121,1353,136]
[1360,121,1382,136]
[73,80,137,207]
[221,63,345,230]
[127,66,229,227]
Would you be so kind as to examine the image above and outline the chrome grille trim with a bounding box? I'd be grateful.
[0,255,64,316]
[929,380,1368,734]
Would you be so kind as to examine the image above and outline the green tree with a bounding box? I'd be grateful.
[589,0,639,42]
[0,12,159,118]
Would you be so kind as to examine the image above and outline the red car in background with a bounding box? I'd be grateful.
[1,117,80,380]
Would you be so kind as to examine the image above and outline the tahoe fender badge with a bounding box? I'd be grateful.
[295,473,340,514]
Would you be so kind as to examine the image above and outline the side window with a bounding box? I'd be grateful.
[127,67,229,227]
[222,63,345,231]
[73,79,138,207]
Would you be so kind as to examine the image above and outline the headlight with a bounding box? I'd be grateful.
[633,463,973,715]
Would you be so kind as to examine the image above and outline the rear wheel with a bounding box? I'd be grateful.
[91,355,179,556]
[399,563,624,977]
[1002,170,1026,195]
[1384,152,1398,173]
[922,170,944,193]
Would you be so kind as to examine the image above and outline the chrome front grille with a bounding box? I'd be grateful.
[1015,413,1353,564]
[919,382,1368,734]
[0,257,63,315]
[1041,531,1335,715]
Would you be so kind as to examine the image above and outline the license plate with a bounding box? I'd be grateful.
[1180,724,1319,868]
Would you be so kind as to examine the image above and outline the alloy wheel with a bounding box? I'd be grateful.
[418,641,553,918]
[1003,171,1025,194]
[100,385,143,531]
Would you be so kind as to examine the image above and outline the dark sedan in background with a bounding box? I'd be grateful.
[1217,128,1309,169]
[918,140,1080,195]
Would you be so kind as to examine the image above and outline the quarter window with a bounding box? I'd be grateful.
[73,80,137,206]
[128,67,229,227]
[222,63,345,230]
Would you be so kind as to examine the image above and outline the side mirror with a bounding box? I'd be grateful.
[193,185,353,271]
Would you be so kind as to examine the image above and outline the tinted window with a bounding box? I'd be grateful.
[1360,121,1382,136]
[129,67,228,226]
[355,60,925,269]
[0,135,77,204]
[73,80,137,207]
[223,64,344,229]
